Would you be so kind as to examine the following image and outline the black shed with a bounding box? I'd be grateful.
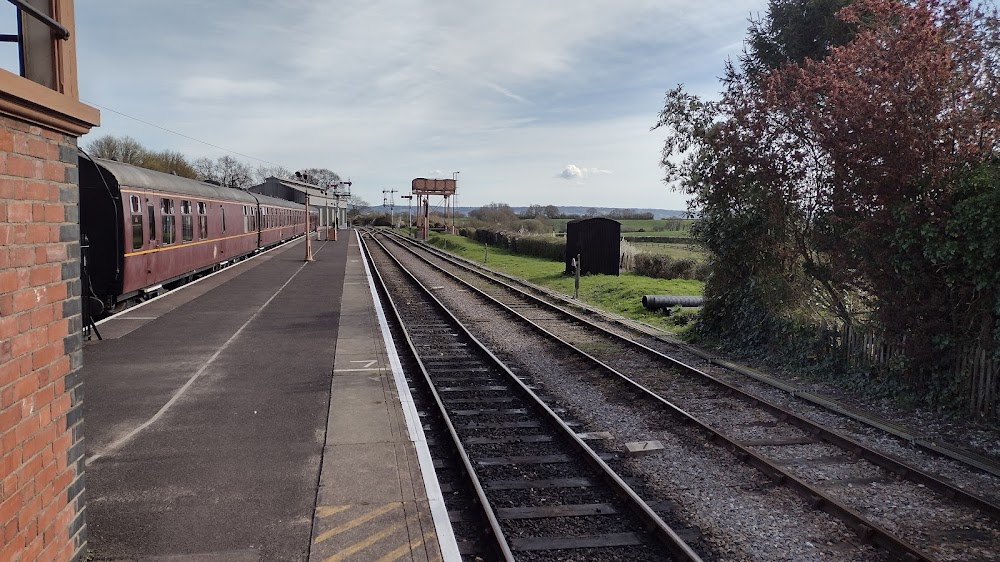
[565,217,621,275]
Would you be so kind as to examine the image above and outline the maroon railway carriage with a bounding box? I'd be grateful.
[79,156,312,314]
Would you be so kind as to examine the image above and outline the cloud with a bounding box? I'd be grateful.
[177,77,281,100]
[558,164,613,181]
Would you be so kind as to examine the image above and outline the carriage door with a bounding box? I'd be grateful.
[145,196,159,287]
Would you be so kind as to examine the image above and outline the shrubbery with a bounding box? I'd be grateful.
[629,253,709,282]
[469,227,565,261]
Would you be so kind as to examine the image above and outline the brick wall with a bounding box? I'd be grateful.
[0,116,86,561]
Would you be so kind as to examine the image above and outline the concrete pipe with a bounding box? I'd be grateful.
[642,295,704,310]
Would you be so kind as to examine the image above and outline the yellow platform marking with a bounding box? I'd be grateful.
[313,503,399,544]
[316,505,353,518]
[373,530,437,562]
[322,521,405,562]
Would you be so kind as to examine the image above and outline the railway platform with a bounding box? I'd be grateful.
[81,233,456,561]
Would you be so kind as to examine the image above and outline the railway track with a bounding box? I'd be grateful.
[361,231,704,561]
[370,229,1000,562]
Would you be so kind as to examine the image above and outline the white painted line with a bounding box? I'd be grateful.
[332,368,387,373]
[350,359,378,368]
[86,260,311,466]
[357,230,461,562]
[116,317,158,320]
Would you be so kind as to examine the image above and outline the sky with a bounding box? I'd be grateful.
[5,1,768,210]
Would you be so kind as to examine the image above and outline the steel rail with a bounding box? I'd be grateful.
[385,230,1000,520]
[374,231,940,562]
[360,232,515,561]
[364,231,703,562]
[389,230,1000,480]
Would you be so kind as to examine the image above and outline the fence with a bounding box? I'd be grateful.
[828,324,998,418]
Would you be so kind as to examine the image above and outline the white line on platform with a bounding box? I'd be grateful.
[86,259,311,466]
[357,230,461,562]
[332,368,386,372]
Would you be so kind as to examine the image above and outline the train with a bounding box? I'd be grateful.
[79,153,317,317]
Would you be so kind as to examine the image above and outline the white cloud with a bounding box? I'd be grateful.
[558,165,613,181]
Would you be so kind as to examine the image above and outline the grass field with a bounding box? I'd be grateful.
[413,231,704,332]
[629,242,708,262]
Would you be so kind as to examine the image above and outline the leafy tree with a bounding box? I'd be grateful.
[657,0,1000,401]
[142,149,196,178]
[543,205,560,218]
[743,0,854,74]
[469,203,519,225]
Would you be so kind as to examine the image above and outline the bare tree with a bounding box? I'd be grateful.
[193,157,218,182]
[298,167,341,187]
[216,155,253,189]
[253,164,291,184]
[86,134,147,165]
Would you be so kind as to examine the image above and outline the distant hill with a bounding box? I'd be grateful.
[453,206,690,219]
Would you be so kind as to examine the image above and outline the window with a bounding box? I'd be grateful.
[181,200,193,242]
[131,215,143,250]
[221,205,226,232]
[243,205,249,233]
[129,195,141,213]
[161,198,175,245]
[198,202,208,239]
[147,203,156,242]
[0,2,99,143]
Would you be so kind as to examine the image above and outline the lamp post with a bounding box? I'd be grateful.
[296,171,315,262]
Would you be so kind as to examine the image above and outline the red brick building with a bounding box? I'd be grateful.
[1,2,99,560]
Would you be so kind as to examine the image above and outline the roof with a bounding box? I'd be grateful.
[90,158,307,210]
[92,158,259,204]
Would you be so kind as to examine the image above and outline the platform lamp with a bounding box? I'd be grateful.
[296,171,315,262]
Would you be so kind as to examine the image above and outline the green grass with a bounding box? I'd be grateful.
[630,242,708,262]
[423,231,704,332]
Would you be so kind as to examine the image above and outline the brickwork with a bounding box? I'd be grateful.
[0,115,86,561]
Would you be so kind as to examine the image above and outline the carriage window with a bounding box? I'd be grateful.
[221,206,226,232]
[131,215,143,250]
[161,199,176,245]
[243,205,250,233]
[181,200,193,242]
[197,202,208,238]
[148,203,156,241]
[130,195,141,214]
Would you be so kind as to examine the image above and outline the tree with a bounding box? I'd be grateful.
[86,134,147,165]
[215,155,253,189]
[468,203,518,225]
[743,0,854,74]
[253,164,291,184]
[543,205,560,218]
[520,204,546,219]
[298,167,341,187]
[656,0,1000,404]
[142,149,197,178]
[347,196,370,220]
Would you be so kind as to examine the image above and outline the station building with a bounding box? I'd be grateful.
[1,2,99,560]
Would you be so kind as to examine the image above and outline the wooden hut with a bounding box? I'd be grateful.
[565,217,621,275]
